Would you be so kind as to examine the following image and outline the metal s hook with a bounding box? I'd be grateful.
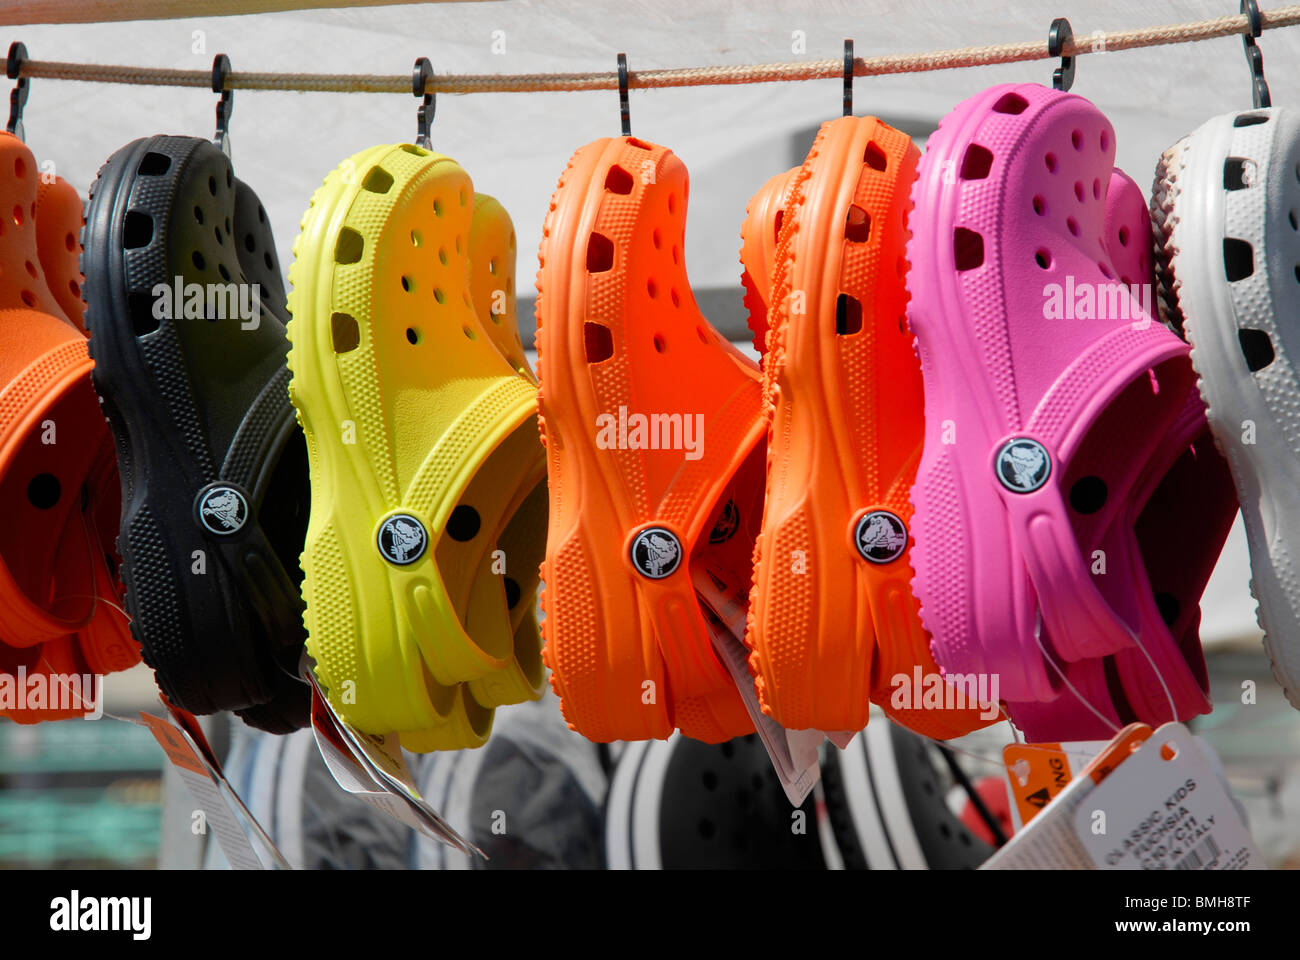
[212,53,233,158]
[413,56,434,149]
[617,53,630,136]
[1241,0,1271,108]
[6,42,28,141]
[843,39,854,116]
[1048,18,1075,92]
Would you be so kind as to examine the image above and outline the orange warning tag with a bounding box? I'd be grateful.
[139,710,207,776]
[1080,722,1152,783]
[1003,741,1072,826]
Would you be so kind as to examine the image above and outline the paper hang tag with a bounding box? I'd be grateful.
[305,675,484,859]
[1072,723,1265,871]
[693,564,821,806]
[141,703,290,870]
[1002,726,1149,830]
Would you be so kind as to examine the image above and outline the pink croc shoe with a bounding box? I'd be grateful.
[907,83,1232,729]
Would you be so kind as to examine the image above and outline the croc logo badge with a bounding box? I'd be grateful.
[854,510,908,564]
[708,500,740,544]
[996,438,1051,493]
[630,527,682,579]
[377,513,428,566]
[196,485,248,535]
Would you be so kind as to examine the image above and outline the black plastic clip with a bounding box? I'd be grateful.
[1241,0,1271,108]
[1049,18,1075,92]
[617,53,631,137]
[843,39,854,117]
[6,42,28,141]
[413,57,435,149]
[212,54,233,157]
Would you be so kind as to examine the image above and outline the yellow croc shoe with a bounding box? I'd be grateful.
[288,144,543,750]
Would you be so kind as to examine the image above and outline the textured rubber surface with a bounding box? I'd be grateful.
[1153,106,1300,710]
[0,132,139,722]
[82,135,309,732]
[740,116,995,738]
[908,84,1228,738]
[287,143,544,751]
[536,136,763,744]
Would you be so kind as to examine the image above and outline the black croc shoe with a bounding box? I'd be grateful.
[82,135,309,731]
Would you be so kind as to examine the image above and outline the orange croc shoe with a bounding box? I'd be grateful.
[537,136,765,744]
[741,116,996,737]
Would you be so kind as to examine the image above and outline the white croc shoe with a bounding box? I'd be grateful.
[1152,105,1300,709]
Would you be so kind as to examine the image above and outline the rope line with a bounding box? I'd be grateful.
[12,5,1300,94]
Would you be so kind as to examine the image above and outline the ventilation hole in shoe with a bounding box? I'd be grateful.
[604,165,634,194]
[1238,327,1275,371]
[898,314,907,334]
[1033,195,1046,216]
[1070,129,1083,150]
[504,577,521,608]
[128,292,158,335]
[12,156,23,178]
[400,275,413,292]
[671,288,681,308]
[24,260,35,277]
[672,245,679,265]
[584,321,613,362]
[1100,130,1110,152]
[137,151,171,176]
[992,91,1028,114]
[27,473,60,509]
[863,141,887,171]
[459,187,467,207]
[430,287,444,304]
[1154,592,1180,627]
[263,252,273,271]
[218,264,230,281]
[953,227,984,270]
[960,144,993,180]
[462,324,476,340]
[1069,476,1107,513]
[192,250,205,271]
[9,204,19,226]
[362,166,393,193]
[1223,237,1254,281]
[207,175,216,196]
[433,198,444,217]
[1223,157,1252,190]
[668,193,677,214]
[773,208,784,242]
[409,229,421,247]
[653,333,666,352]
[646,278,658,299]
[626,137,653,150]
[438,248,447,265]
[651,228,661,250]
[122,210,153,248]
[447,505,481,541]
[1093,179,1101,200]
[845,204,872,241]
[488,259,497,276]
[1290,211,1298,231]
[405,327,419,345]
[696,326,709,344]
[1233,113,1269,127]
[835,293,863,335]
[1035,249,1052,270]
[1067,216,1079,237]
[1045,153,1057,173]
[68,280,80,298]
[331,312,360,352]
[226,168,232,189]
[243,233,255,253]
[1073,181,1085,203]
[1098,261,1113,279]
[586,232,614,272]
[225,217,232,236]
[214,227,224,245]
[257,205,266,224]
[335,227,364,264]
[1296,265,1300,283]
[1118,225,1130,247]
[20,289,36,307]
